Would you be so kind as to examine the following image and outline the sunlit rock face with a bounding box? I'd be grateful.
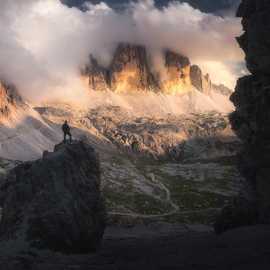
[0,81,62,161]
[84,43,214,96]
[0,81,23,120]
[110,44,159,93]
[161,51,191,94]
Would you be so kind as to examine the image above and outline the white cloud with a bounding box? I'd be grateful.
[0,0,244,104]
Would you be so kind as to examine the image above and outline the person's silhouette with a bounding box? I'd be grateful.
[62,120,72,143]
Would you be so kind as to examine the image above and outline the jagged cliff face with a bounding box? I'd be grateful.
[215,0,270,232]
[110,44,159,93]
[0,81,23,120]
[190,65,212,96]
[161,51,191,94]
[84,43,213,96]
[86,57,109,92]
[231,0,270,223]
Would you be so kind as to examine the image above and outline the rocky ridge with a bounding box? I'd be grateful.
[0,86,63,161]
[0,81,24,121]
[84,43,218,96]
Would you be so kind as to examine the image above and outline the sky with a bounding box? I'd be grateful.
[0,0,244,104]
[62,0,240,14]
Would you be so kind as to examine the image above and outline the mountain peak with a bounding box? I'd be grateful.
[0,81,24,120]
[110,43,159,93]
[83,43,216,96]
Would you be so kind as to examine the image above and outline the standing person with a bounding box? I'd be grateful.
[62,120,72,143]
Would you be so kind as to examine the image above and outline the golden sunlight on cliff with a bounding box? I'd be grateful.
[83,44,224,98]
[161,65,191,95]
[111,69,142,93]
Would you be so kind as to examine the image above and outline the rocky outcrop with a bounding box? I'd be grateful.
[0,141,106,253]
[85,44,160,93]
[190,65,212,96]
[86,56,110,91]
[84,43,214,95]
[215,0,270,232]
[0,81,23,120]
[202,74,212,96]
[190,65,203,92]
[214,197,257,234]
[110,44,159,93]
[161,50,191,94]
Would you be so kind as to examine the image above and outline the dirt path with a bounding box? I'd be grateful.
[107,172,180,219]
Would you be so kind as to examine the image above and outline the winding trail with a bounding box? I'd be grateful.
[106,170,180,219]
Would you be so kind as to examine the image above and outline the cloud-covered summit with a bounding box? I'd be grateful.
[0,0,243,104]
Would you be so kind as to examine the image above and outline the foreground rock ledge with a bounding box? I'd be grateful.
[0,141,106,254]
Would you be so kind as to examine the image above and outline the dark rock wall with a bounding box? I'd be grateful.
[217,0,270,231]
[0,141,106,253]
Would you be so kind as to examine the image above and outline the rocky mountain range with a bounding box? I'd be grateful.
[0,74,241,222]
[0,99,243,224]
[0,35,249,266]
[1,1,270,269]
[83,43,227,96]
[0,80,241,232]
[0,14,235,236]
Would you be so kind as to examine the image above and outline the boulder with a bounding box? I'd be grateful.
[214,197,257,234]
[0,141,106,254]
